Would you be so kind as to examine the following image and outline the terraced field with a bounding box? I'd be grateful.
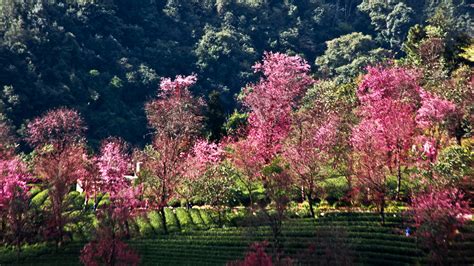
[1,210,473,265]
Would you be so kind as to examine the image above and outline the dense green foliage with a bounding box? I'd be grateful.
[1,0,471,146]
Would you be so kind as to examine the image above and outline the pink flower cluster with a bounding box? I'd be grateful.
[416,89,456,128]
[412,188,471,228]
[159,74,197,94]
[357,66,421,106]
[0,157,30,209]
[192,140,224,165]
[183,140,224,181]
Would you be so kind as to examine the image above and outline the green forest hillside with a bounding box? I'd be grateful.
[0,0,471,146]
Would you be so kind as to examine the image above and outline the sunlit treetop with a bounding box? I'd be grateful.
[145,75,204,139]
[159,74,197,95]
[357,66,421,108]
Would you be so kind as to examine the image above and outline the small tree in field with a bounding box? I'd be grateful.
[179,140,225,209]
[80,186,142,266]
[411,188,471,264]
[228,139,264,207]
[194,161,237,226]
[141,75,204,234]
[96,138,131,197]
[27,108,88,247]
[81,138,142,266]
[355,66,420,201]
[352,66,457,223]
[96,138,138,236]
[351,119,390,224]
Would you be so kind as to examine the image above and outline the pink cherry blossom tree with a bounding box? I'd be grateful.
[231,52,315,207]
[355,67,420,201]
[351,119,391,224]
[26,108,89,247]
[96,138,132,197]
[352,66,459,223]
[230,53,315,258]
[414,89,457,167]
[81,139,143,266]
[141,74,204,234]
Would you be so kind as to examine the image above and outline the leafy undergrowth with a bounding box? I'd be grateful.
[1,212,473,265]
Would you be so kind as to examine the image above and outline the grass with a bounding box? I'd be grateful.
[1,209,473,265]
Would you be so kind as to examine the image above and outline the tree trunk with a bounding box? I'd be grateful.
[110,232,116,266]
[124,220,130,239]
[396,163,402,201]
[217,209,222,227]
[16,241,21,263]
[307,193,316,220]
[380,196,386,225]
[247,185,253,208]
[160,207,168,234]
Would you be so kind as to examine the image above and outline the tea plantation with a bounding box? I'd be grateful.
[1,209,473,265]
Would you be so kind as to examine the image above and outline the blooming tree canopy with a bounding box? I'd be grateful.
[96,138,132,197]
[26,108,86,150]
[241,52,315,162]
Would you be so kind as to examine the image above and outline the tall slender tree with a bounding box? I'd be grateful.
[141,75,204,234]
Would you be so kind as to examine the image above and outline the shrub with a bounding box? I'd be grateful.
[147,211,166,234]
[136,216,155,237]
[189,208,207,229]
[176,208,196,230]
[164,208,181,232]
[168,198,181,208]
[80,237,140,266]
[286,201,311,218]
[227,241,273,266]
[30,189,48,207]
[199,209,217,227]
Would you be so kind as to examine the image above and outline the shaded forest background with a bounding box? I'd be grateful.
[0,0,471,147]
